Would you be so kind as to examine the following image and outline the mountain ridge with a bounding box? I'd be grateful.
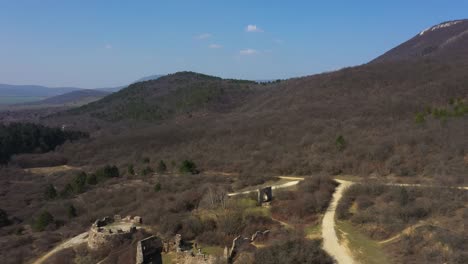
[372,19,468,63]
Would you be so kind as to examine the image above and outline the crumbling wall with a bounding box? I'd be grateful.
[136,236,163,264]
[227,230,270,263]
[87,215,140,250]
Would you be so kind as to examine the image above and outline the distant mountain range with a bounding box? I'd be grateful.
[0,74,164,106]
[0,84,82,97]
[29,89,110,106]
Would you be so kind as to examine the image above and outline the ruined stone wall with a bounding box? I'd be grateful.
[87,215,140,250]
[87,227,133,249]
[136,236,163,264]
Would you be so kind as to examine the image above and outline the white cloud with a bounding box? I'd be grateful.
[240,48,258,55]
[195,33,212,40]
[209,44,222,49]
[246,24,263,32]
[105,44,112,49]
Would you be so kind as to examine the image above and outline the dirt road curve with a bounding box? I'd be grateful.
[322,179,356,264]
[32,232,88,264]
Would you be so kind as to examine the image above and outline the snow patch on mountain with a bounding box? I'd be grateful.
[419,20,463,36]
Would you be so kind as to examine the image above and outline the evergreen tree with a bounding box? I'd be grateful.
[157,160,167,174]
[44,184,57,200]
[0,209,10,227]
[86,174,97,185]
[33,211,54,231]
[128,164,135,175]
[154,182,162,192]
[179,160,198,174]
[72,172,87,194]
[67,204,77,218]
[335,135,346,151]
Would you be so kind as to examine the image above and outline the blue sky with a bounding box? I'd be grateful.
[1,0,467,88]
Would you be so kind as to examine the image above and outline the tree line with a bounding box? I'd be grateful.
[0,123,88,164]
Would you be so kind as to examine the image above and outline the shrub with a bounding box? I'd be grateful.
[141,166,153,176]
[95,165,120,181]
[179,160,198,174]
[415,112,426,124]
[154,182,161,192]
[33,211,54,232]
[86,174,97,185]
[44,184,57,200]
[72,172,87,194]
[0,208,10,227]
[127,164,135,175]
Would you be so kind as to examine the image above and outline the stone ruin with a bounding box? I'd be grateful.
[87,215,142,250]
[257,186,273,206]
[136,236,163,264]
[226,230,270,263]
[136,234,221,264]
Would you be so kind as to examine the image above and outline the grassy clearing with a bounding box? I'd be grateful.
[162,252,176,263]
[305,223,321,239]
[336,220,391,264]
[24,165,78,175]
[200,245,225,256]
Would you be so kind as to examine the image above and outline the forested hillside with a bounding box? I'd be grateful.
[0,123,88,164]
[64,72,257,121]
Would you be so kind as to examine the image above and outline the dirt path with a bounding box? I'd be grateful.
[322,179,356,264]
[228,176,304,197]
[32,232,88,264]
[32,223,150,264]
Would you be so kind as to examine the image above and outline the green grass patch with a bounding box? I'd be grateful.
[244,206,271,217]
[199,245,225,256]
[232,197,257,209]
[336,220,391,264]
[201,246,224,256]
[305,223,321,238]
[162,252,175,263]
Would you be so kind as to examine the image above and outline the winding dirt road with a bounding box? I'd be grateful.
[32,232,88,264]
[322,179,356,264]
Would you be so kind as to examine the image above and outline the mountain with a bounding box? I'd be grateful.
[0,74,165,100]
[0,84,81,97]
[94,74,164,93]
[373,19,468,63]
[65,72,255,121]
[47,20,467,182]
[28,89,110,106]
